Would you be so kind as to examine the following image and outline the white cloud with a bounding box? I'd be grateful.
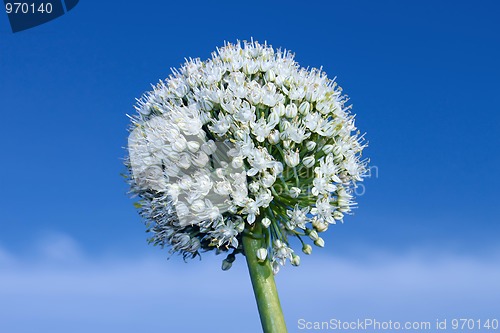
[33,231,84,262]
[0,235,499,333]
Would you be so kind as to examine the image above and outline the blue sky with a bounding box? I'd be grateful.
[0,1,499,332]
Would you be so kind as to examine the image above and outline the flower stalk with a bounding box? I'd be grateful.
[243,221,288,333]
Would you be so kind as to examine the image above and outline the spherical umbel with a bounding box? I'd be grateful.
[126,40,367,273]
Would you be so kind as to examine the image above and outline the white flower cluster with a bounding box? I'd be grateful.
[126,40,367,272]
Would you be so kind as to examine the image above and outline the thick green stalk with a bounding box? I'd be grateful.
[242,222,288,333]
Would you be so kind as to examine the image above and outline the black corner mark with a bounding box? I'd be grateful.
[63,0,77,11]
[4,0,79,33]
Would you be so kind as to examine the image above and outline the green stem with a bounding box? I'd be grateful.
[242,222,288,333]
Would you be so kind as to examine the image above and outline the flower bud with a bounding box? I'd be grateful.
[302,156,315,168]
[308,229,319,241]
[306,141,317,151]
[275,74,285,87]
[273,161,284,174]
[268,129,280,144]
[313,219,329,232]
[222,253,236,271]
[284,149,300,167]
[285,103,298,118]
[192,152,209,167]
[322,144,334,154]
[221,259,232,271]
[243,60,259,75]
[256,248,268,262]
[267,111,280,127]
[314,237,325,248]
[333,210,344,221]
[298,101,311,114]
[187,141,201,153]
[261,173,276,187]
[291,254,301,266]
[265,69,276,82]
[272,103,286,117]
[235,221,245,233]
[261,217,271,228]
[302,244,313,255]
[172,137,187,152]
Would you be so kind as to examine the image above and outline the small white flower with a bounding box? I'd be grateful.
[311,198,335,224]
[261,172,276,188]
[283,123,310,144]
[256,248,268,262]
[234,101,256,123]
[243,198,259,224]
[312,170,337,196]
[265,68,276,82]
[298,101,310,114]
[291,254,300,266]
[261,83,281,107]
[172,135,187,152]
[289,187,301,198]
[302,156,315,168]
[187,140,201,153]
[285,103,298,118]
[305,140,317,151]
[214,180,232,196]
[308,230,319,241]
[272,103,286,117]
[322,144,334,154]
[303,112,321,131]
[251,118,272,142]
[314,237,325,248]
[209,116,231,136]
[247,147,275,176]
[302,244,312,255]
[272,161,284,175]
[248,181,260,193]
[267,110,280,127]
[268,129,280,144]
[261,217,271,228]
[286,204,309,230]
[333,210,344,221]
[284,149,300,167]
[255,189,273,208]
[313,218,329,232]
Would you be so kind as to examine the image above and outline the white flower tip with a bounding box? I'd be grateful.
[256,248,268,262]
[314,237,325,248]
[308,230,319,241]
[261,217,271,228]
[302,244,313,255]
